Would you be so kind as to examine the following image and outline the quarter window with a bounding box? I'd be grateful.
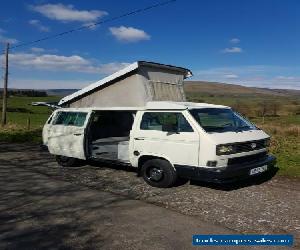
[140,112,193,132]
[53,112,87,127]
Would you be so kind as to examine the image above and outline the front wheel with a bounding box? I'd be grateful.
[55,155,80,167]
[141,159,177,188]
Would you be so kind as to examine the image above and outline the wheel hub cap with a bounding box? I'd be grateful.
[149,168,163,181]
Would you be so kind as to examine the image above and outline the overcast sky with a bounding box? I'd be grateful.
[1,0,300,90]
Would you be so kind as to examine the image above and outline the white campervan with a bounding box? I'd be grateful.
[43,101,276,188]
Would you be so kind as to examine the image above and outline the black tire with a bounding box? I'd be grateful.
[141,159,177,188]
[55,155,80,167]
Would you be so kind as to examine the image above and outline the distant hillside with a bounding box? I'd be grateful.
[0,88,78,97]
[44,82,300,98]
[184,81,300,98]
[0,89,47,97]
[45,89,78,96]
[4,81,299,99]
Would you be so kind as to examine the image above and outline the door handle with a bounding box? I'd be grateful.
[74,133,82,136]
[134,137,145,140]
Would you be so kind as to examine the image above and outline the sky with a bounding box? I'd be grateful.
[1,0,300,90]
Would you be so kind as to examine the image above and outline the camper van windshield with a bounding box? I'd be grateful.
[189,108,256,133]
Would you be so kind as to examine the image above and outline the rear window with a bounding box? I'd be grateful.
[52,112,87,127]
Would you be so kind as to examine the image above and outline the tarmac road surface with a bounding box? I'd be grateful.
[0,142,299,249]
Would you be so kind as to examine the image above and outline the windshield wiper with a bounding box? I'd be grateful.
[203,126,227,132]
[234,125,252,132]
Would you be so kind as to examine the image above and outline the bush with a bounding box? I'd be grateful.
[232,101,253,117]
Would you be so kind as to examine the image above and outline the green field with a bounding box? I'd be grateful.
[0,96,60,142]
[0,94,299,177]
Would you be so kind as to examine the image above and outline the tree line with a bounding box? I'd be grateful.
[0,89,48,97]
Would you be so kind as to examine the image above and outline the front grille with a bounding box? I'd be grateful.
[228,151,267,166]
[235,139,266,153]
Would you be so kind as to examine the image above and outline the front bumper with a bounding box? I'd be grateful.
[175,155,276,183]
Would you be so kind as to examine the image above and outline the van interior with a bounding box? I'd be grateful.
[87,111,136,162]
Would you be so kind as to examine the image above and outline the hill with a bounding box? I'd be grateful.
[45,89,79,96]
[184,81,300,98]
[0,88,77,97]
[3,81,298,99]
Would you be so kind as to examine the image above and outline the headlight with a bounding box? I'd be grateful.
[216,144,236,155]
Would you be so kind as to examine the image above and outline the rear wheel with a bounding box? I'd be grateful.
[55,155,80,167]
[141,159,177,188]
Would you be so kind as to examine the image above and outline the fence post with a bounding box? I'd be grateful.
[1,43,9,127]
[27,116,31,130]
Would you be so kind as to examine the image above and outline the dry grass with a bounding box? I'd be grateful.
[0,122,39,132]
[256,124,300,177]
[0,123,42,143]
[1,123,24,131]
[258,124,300,136]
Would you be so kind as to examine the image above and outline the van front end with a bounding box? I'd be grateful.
[175,107,277,183]
[176,137,276,183]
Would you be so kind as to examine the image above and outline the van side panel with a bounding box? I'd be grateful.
[129,110,200,168]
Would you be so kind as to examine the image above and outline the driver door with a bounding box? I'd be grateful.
[47,110,92,160]
[132,111,200,166]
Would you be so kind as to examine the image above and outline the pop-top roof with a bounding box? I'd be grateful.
[58,61,192,106]
[56,101,230,112]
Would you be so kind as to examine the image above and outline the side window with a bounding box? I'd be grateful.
[53,112,87,127]
[140,112,193,132]
[73,112,87,126]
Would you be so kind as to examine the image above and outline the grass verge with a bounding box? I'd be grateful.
[0,128,42,143]
[257,124,299,177]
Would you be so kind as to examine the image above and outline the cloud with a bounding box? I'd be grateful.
[30,47,45,53]
[9,53,90,71]
[109,26,150,42]
[0,28,18,45]
[95,62,131,74]
[195,65,280,77]
[230,38,240,44]
[222,47,243,53]
[6,51,130,74]
[224,74,238,79]
[194,65,300,89]
[29,19,50,32]
[29,3,107,23]
[236,77,300,90]
[276,76,295,80]
[0,35,18,45]
[10,78,92,89]
[30,47,58,53]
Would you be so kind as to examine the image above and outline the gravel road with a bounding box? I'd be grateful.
[0,142,299,249]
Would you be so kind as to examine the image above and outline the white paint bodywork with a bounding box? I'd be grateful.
[129,110,200,168]
[43,101,270,169]
[198,130,269,168]
[45,110,92,160]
